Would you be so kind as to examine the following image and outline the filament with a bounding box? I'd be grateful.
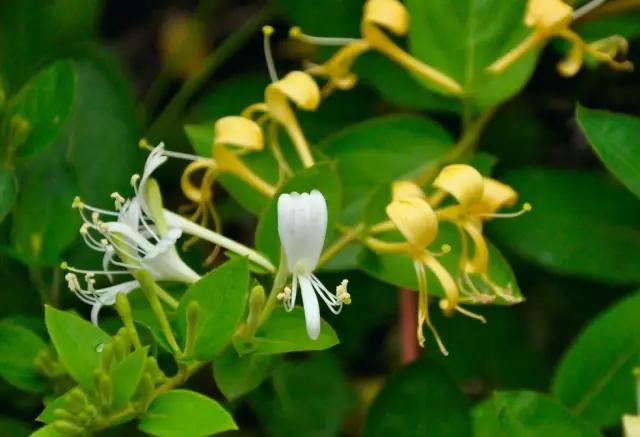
[289,26,359,46]
[262,26,279,83]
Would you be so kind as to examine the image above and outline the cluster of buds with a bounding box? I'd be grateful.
[47,328,167,435]
[366,164,530,354]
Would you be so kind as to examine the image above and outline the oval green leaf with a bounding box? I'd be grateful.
[177,258,250,361]
[239,307,339,356]
[490,167,640,284]
[44,306,110,390]
[406,0,539,108]
[7,60,76,158]
[552,290,640,429]
[138,389,237,437]
[0,321,46,391]
[473,391,600,436]
[213,347,276,401]
[363,357,471,437]
[577,105,640,199]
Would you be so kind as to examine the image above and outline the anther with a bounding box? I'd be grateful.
[72,196,83,209]
[80,223,90,235]
[130,174,140,187]
[110,192,125,210]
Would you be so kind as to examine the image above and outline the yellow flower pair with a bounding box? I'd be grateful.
[290,0,463,97]
[367,164,529,354]
[489,0,632,76]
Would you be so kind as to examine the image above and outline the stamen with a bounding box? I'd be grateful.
[111,192,126,210]
[139,138,154,151]
[478,202,531,219]
[432,244,452,257]
[72,196,83,209]
[573,0,607,20]
[453,304,487,323]
[62,264,130,277]
[289,26,359,46]
[336,279,351,304]
[262,25,279,83]
[161,150,209,162]
[80,223,90,235]
[130,174,140,188]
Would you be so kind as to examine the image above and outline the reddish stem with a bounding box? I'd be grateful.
[399,288,419,364]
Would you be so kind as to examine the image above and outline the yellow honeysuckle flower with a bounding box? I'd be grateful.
[488,0,633,77]
[368,180,486,355]
[238,27,321,170]
[433,165,530,303]
[289,0,462,97]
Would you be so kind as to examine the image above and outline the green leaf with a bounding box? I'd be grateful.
[577,105,640,199]
[255,161,341,264]
[6,60,76,158]
[30,425,65,437]
[354,52,460,113]
[248,353,355,436]
[44,306,110,390]
[9,150,79,265]
[0,416,32,436]
[406,0,538,108]
[490,167,640,284]
[213,347,276,401]
[240,307,339,355]
[0,168,18,223]
[552,290,640,429]
[274,0,360,37]
[110,347,148,410]
[363,357,471,436]
[319,114,453,223]
[0,321,46,392]
[37,390,70,424]
[575,13,640,41]
[474,391,600,436]
[358,184,521,302]
[138,389,237,437]
[0,0,101,93]
[177,258,250,361]
[63,48,142,208]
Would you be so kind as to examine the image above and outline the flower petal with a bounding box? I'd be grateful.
[299,274,321,340]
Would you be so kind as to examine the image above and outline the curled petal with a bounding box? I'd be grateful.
[433,164,484,208]
[364,0,409,35]
[214,116,264,151]
[386,197,438,249]
[391,180,425,201]
[213,144,275,197]
[266,71,321,112]
[470,178,518,216]
[525,0,573,33]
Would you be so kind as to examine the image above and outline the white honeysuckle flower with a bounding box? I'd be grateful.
[65,144,200,325]
[277,190,350,340]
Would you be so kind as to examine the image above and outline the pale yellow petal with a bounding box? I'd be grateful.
[214,116,264,151]
[433,164,484,208]
[391,180,425,201]
[266,71,320,111]
[470,178,518,215]
[386,197,438,248]
[363,0,409,35]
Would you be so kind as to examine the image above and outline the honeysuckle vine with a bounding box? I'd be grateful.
[30,0,635,434]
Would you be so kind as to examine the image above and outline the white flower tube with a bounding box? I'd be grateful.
[277,190,350,339]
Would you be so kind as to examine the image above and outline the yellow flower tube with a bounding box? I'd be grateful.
[264,71,321,168]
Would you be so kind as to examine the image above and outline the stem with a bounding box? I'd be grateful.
[399,288,419,365]
[148,4,274,139]
[30,267,52,306]
[260,249,289,325]
[135,271,181,354]
[154,285,179,310]
[413,107,497,186]
[317,223,365,268]
[164,209,275,272]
